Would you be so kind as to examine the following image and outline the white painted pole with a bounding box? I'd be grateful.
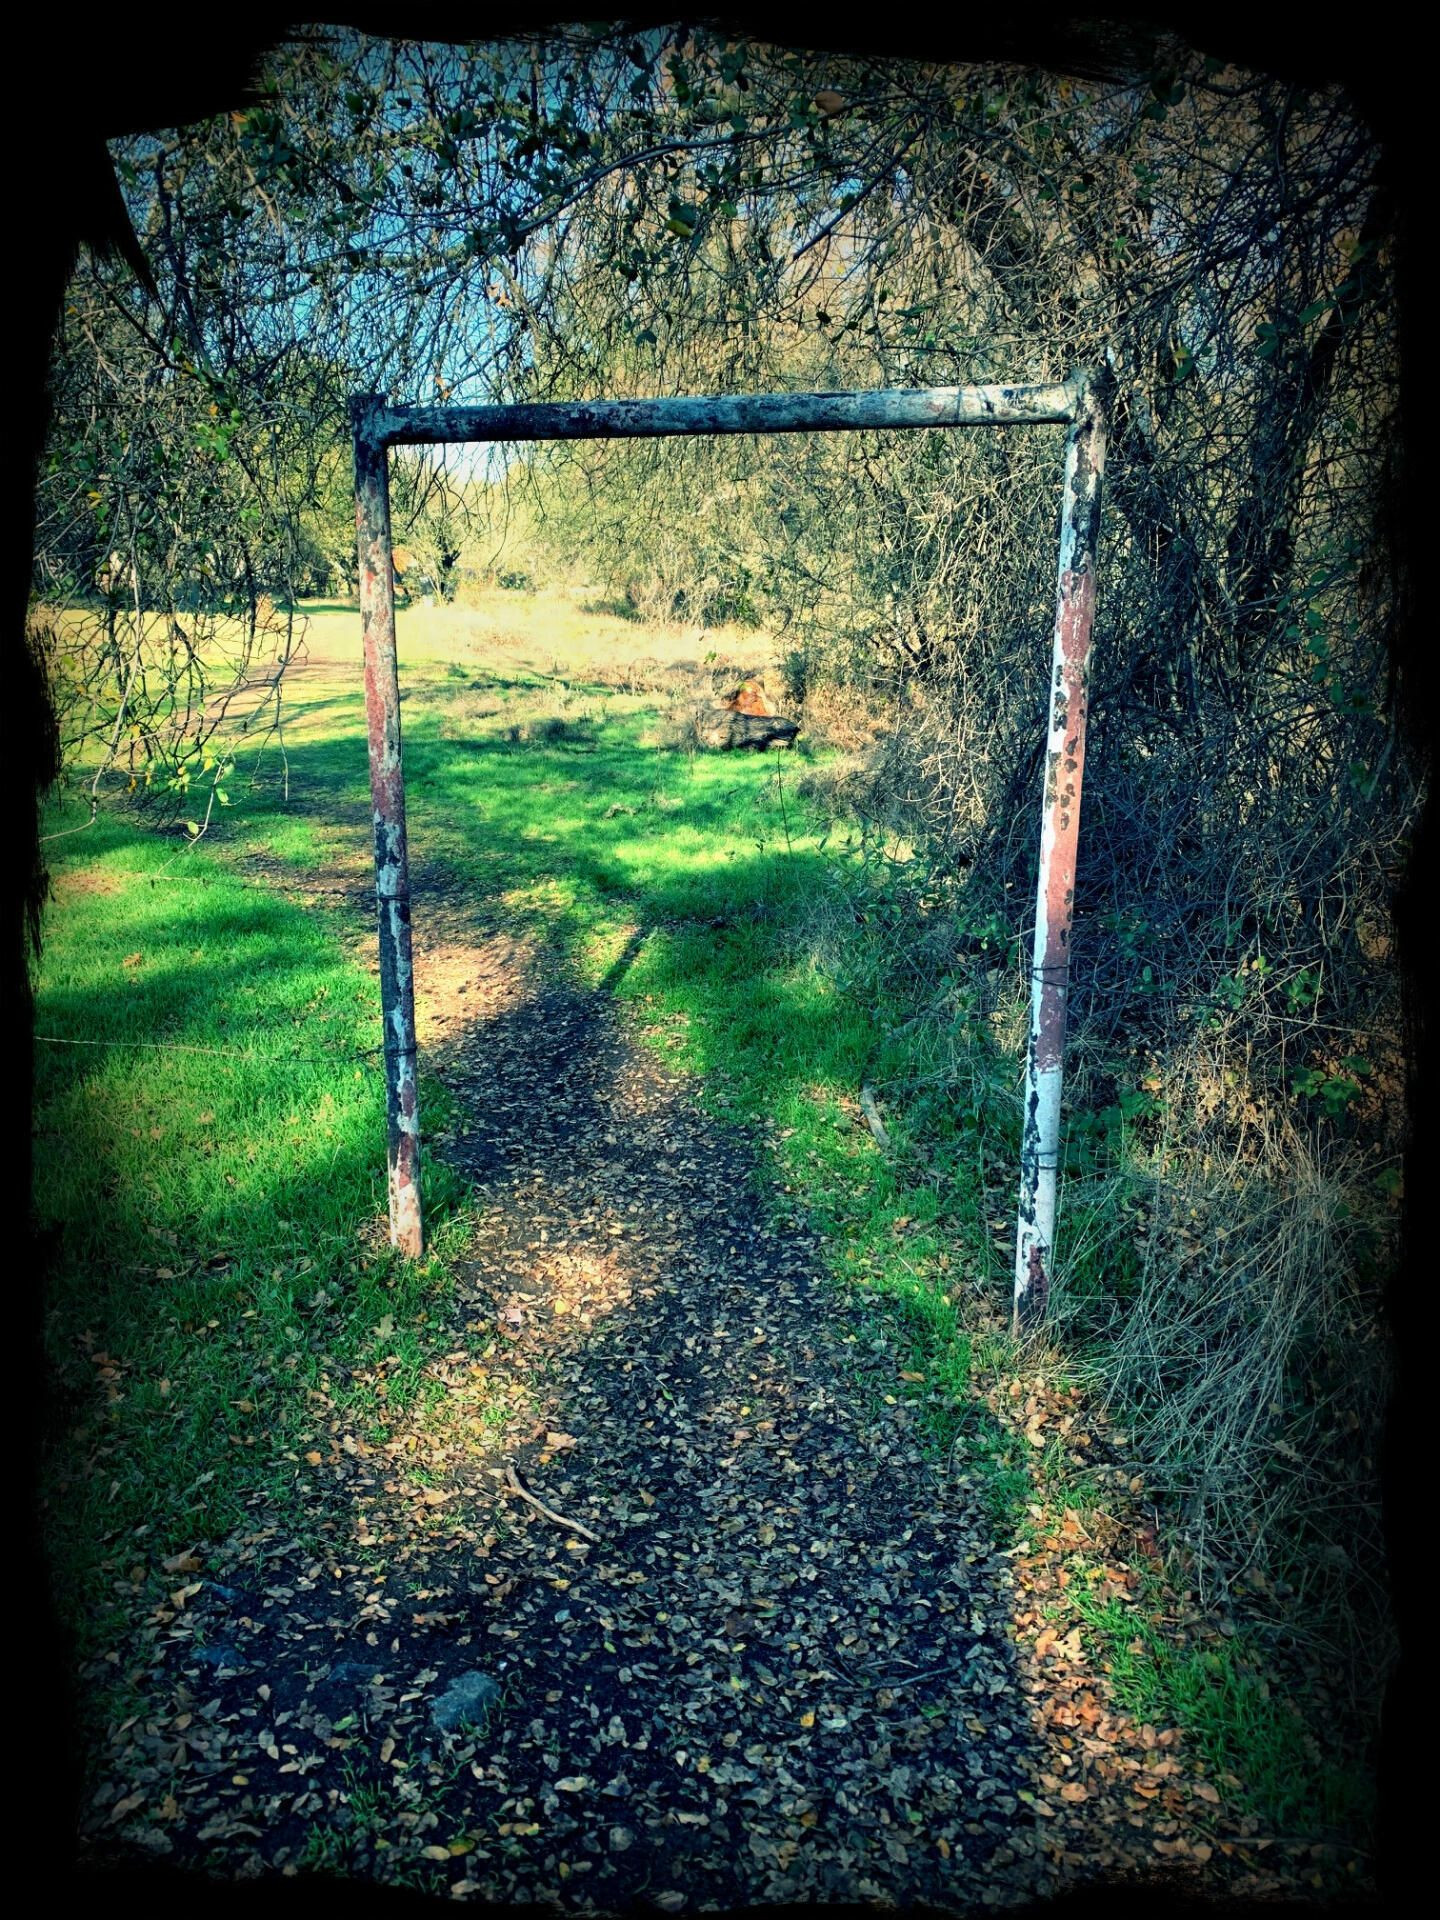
[351,372,1107,1289]
[1013,371,1111,1330]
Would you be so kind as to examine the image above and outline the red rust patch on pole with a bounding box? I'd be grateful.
[1034,568,1095,1074]
[1015,375,1110,1330]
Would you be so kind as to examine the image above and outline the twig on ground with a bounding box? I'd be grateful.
[503,1462,601,1543]
[859,1083,890,1148]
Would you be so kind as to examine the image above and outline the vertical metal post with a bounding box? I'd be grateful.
[1014,370,1110,1330]
[353,396,424,1258]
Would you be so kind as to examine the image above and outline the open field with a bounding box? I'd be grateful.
[290,587,778,678]
[36,596,1375,1899]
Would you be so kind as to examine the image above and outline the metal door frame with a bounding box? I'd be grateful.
[352,369,1110,1326]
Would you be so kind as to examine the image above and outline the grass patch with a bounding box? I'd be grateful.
[1066,1580,1374,1840]
[38,601,1382,1872]
[35,801,468,1668]
[36,598,1383,1874]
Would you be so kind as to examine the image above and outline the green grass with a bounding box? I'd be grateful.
[391,658,1015,1436]
[1064,1579,1374,1841]
[34,802,470,1656]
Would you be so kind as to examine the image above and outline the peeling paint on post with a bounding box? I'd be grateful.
[1014,371,1110,1331]
[363,382,1079,449]
[352,395,423,1258]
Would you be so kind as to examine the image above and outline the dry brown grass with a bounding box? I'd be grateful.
[379,587,776,682]
[1049,1015,1397,1685]
[798,678,892,753]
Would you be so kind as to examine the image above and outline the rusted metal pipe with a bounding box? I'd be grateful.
[1013,369,1111,1332]
[353,394,423,1259]
[351,372,1108,1290]
[367,380,1081,449]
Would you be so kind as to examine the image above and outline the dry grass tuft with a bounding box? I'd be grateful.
[1052,1019,1396,1692]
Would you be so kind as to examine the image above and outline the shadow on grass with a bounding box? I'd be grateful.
[35,807,473,1647]
[45,681,1011,1418]
[36,694,1009,1611]
[226,693,1011,1387]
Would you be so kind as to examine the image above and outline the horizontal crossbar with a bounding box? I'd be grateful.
[353,377,1089,448]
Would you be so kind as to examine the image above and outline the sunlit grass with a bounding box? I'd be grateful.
[35,802,468,1658]
[38,611,1004,1636]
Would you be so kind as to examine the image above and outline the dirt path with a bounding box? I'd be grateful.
[76,865,1293,1907]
